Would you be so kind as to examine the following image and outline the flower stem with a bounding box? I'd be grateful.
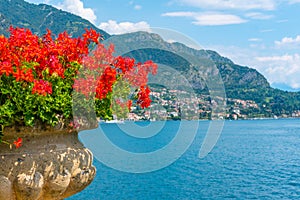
[1,140,10,145]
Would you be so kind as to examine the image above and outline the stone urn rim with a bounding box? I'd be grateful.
[2,121,99,139]
[0,123,97,200]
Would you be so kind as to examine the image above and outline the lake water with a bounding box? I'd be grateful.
[67,119,300,199]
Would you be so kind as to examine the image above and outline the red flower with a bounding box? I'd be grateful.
[127,100,132,111]
[0,61,13,76]
[32,79,52,96]
[83,28,101,44]
[13,138,22,148]
[137,86,152,108]
[13,68,34,82]
[73,75,97,98]
[114,56,135,73]
[123,61,158,87]
[95,67,117,100]
[0,26,157,126]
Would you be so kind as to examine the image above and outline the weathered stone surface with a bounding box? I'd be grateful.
[0,131,96,200]
[0,175,14,200]
[43,169,71,199]
[14,172,44,200]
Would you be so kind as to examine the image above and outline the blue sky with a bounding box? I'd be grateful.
[26,0,300,91]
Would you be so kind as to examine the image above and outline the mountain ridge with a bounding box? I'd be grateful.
[106,31,270,90]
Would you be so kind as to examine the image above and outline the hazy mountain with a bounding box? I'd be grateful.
[106,31,270,91]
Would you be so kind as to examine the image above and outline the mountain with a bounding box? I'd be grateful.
[106,31,270,92]
[0,0,110,38]
[105,31,300,117]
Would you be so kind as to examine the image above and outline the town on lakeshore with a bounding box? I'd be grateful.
[126,87,300,121]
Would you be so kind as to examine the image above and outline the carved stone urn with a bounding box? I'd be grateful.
[0,126,96,200]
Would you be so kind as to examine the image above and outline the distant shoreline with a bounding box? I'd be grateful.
[99,116,300,123]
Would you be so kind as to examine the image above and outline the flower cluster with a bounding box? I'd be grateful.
[0,26,157,145]
[32,80,53,96]
[0,27,94,80]
[137,86,152,109]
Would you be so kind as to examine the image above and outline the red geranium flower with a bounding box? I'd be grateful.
[13,138,22,148]
[32,79,52,96]
[137,86,152,109]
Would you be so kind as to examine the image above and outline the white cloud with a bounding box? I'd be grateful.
[56,0,97,24]
[256,54,295,62]
[25,0,97,23]
[255,54,300,89]
[175,0,276,10]
[194,13,247,25]
[98,20,151,35]
[162,11,195,17]
[162,12,247,26]
[248,38,262,42]
[245,12,273,20]
[205,45,300,90]
[134,5,142,10]
[275,35,300,48]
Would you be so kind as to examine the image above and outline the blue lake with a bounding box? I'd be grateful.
[67,119,300,199]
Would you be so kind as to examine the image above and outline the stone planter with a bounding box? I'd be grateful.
[0,127,96,200]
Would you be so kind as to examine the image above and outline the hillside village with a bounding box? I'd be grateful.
[127,88,300,121]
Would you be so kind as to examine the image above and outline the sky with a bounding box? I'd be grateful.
[25,0,300,91]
